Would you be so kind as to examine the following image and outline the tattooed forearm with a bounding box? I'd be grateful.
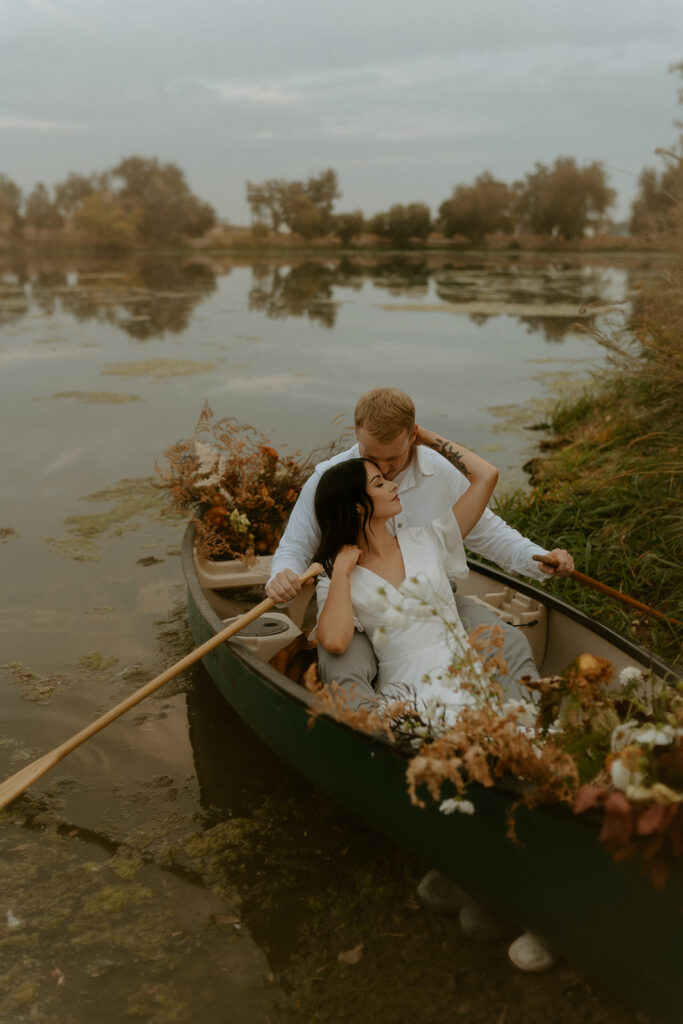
[428,437,470,477]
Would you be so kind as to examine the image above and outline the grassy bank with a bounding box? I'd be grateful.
[493,273,682,667]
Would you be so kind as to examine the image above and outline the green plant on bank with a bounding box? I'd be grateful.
[493,273,683,666]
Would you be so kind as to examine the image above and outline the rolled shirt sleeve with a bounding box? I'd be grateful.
[268,473,321,584]
[427,510,469,579]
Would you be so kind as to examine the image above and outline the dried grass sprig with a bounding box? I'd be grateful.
[157,402,312,560]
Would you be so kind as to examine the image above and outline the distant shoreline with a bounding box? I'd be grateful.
[0,229,680,259]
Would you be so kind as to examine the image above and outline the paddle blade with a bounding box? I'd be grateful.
[0,750,64,809]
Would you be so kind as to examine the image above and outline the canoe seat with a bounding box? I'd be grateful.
[465,588,548,665]
[221,611,303,661]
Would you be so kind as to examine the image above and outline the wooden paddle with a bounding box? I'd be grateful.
[0,563,323,810]
[532,554,681,626]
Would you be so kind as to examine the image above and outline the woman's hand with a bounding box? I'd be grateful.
[317,545,362,655]
[332,545,362,577]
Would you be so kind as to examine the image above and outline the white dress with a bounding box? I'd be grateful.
[316,511,485,723]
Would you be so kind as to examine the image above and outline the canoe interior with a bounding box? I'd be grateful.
[183,529,681,1024]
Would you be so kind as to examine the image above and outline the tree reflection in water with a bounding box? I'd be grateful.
[0,255,218,340]
[0,251,663,347]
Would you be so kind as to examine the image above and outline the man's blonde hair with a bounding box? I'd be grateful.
[354,387,415,442]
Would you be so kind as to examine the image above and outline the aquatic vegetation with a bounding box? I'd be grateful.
[77,651,119,672]
[158,402,312,561]
[102,358,218,379]
[3,662,70,704]
[47,476,167,561]
[46,390,145,404]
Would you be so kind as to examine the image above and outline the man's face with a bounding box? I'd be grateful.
[355,426,416,480]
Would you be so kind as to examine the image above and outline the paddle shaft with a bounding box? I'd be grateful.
[0,563,322,809]
[532,554,681,625]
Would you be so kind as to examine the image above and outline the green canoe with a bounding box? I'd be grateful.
[182,524,682,1024]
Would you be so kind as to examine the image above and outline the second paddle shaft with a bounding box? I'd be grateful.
[532,554,680,625]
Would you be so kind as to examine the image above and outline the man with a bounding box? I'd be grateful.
[267,387,574,699]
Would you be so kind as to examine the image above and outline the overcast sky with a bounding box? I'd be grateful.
[2,0,682,224]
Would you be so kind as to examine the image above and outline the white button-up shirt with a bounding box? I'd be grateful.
[269,443,549,584]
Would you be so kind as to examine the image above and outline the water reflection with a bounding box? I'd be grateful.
[0,250,665,347]
[248,261,340,328]
[0,255,217,340]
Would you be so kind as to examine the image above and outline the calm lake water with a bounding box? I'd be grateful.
[0,250,667,1023]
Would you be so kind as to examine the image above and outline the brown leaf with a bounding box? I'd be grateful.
[636,803,669,836]
[337,943,363,965]
[600,807,634,846]
[574,786,605,814]
[604,791,632,816]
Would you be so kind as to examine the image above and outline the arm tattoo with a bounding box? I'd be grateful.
[428,437,470,477]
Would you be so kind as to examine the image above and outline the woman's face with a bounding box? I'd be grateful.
[364,461,402,519]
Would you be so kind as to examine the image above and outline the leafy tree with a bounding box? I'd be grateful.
[245,169,340,237]
[630,63,683,237]
[438,172,513,244]
[0,174,22,233]
[54,172,102,217]
[73,192,141,248]
[369,203,432,247]
[111,156,216,243]
[514,158,615,241]
[246,179,287,232]
[303,169,340,221]
[24,183,63,231]
[333,211,365,245]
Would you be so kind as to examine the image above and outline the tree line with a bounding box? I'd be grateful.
[1,65,681,248]
[0,156,216,246]
[245,159,618,245]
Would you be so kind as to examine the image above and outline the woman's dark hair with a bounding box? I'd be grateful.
[313,459,374,577]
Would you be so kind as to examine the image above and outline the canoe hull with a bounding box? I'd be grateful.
[183,530,682,1023]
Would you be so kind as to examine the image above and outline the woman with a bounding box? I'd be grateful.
[313,437,499,723]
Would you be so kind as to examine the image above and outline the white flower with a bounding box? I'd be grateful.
[373,626,389,651]
[619,666,643,687]
[610,758,645,792]
[367,587,390,613]
[400,596,429,618]
[502,699,537,729]
[632,724,677,746]
[610,720,638,751]
[439,797,475,815]
[384,605,408,630]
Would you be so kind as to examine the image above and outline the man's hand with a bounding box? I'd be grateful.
[536,549,575,577]
[266,569,306,603]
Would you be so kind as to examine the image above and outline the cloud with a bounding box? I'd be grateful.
[188,37,680,108]
[190,77,305,106]
[0,115,87,132]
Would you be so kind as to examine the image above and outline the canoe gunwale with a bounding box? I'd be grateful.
[181,523,675,690]
[181,521,676,816]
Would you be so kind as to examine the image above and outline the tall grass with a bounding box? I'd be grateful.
[494,273,683,665]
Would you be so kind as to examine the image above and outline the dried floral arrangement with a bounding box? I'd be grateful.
[305,577,683,888]
[157,403,312,561]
